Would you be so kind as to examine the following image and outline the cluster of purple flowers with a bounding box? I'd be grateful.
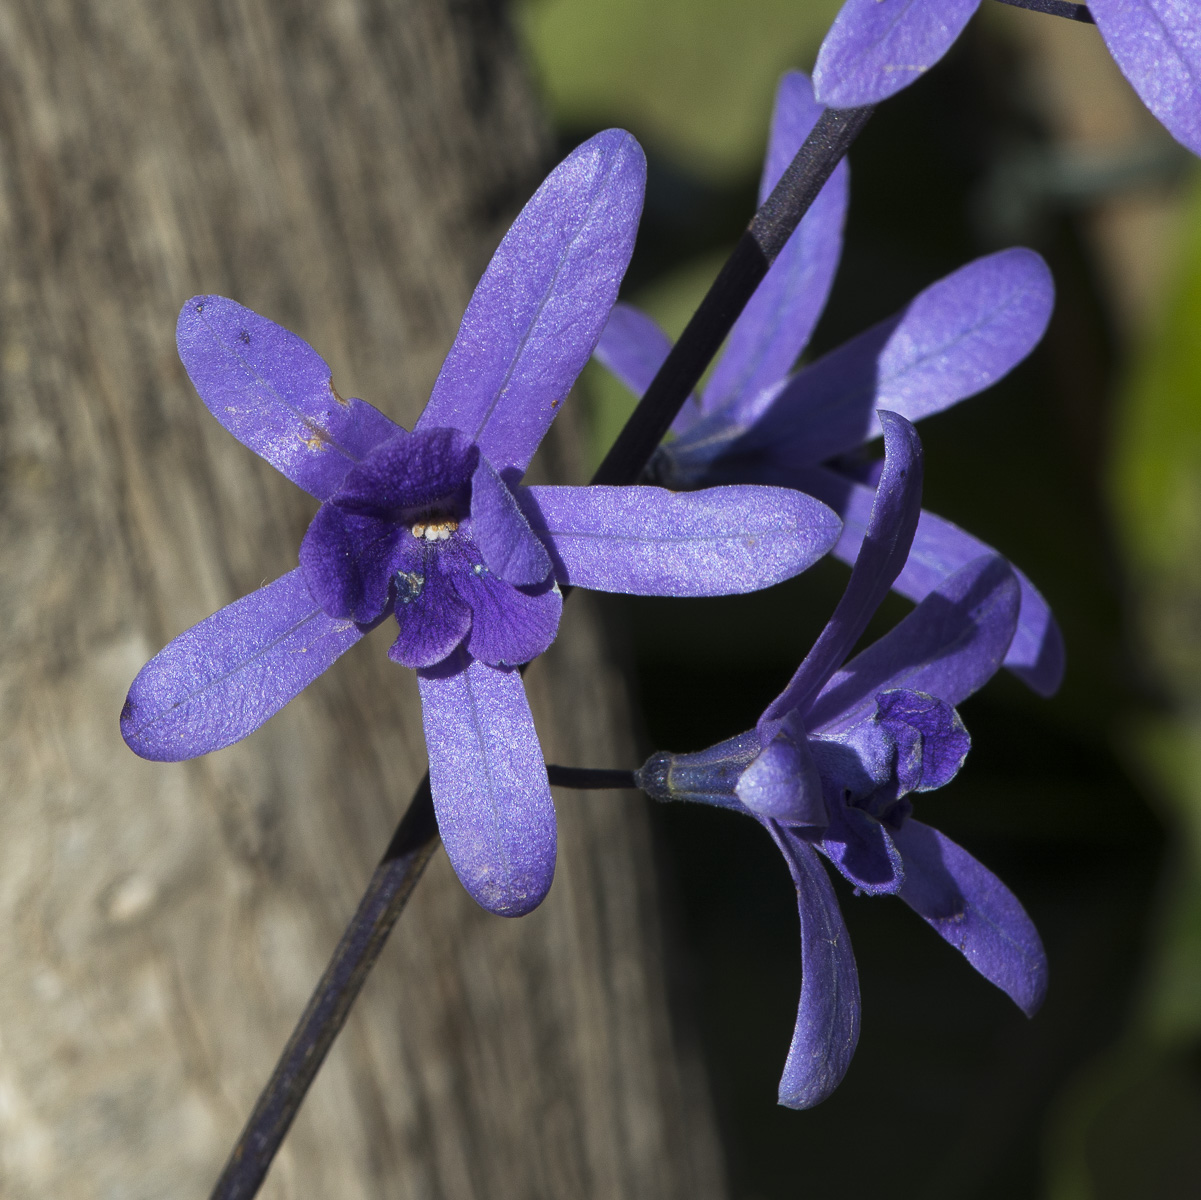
[123,2,1201,1114]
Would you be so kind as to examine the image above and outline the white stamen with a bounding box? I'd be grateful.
[411,516,458,542]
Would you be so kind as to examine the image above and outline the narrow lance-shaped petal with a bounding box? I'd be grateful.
[701,71,848,423]
[761,411,923,734]
[800,464,1065,696]
[517,484,842,597]
[807,555,1020,736]
[893,820,1048,1016]
[418,652,556,917]
[813,0,982,108]
[120,569,364,761]
[715,248,1053,477]
[176,296,402,500]
[768,826,862,1110]
[1090,0,1201,158]
[419,129,646,475]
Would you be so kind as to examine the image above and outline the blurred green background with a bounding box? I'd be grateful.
[516,2,1201,1197]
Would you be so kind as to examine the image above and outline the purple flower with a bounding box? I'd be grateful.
[120,130,844,917]
[594,71,1063,695]
[637,412,1047,1108]
[814,0,1201,158]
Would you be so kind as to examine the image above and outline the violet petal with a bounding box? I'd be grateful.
[418,653,556,917]
[176,296,401,500]
[701,71,848,422]
[120,569,363,761]
[517,483,842,596]
[470,456,552,586]
[387,545,473,669]
[875,689,970,791]
[299,503,416,624]
[1091,0,1201,157]
[418,130,646,475]
[802,466,1064,695]
[816,802,905,896]
[767,826,861,1110]
[332,427,477,517]
[808,555,1020,735]
[457,568,563,668]
[727,248,1054,473]
[813,0,982,108]
[894,820,1048,1016]
[760,411,922,733]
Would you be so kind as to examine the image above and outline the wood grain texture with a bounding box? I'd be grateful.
[0,1,727,1196]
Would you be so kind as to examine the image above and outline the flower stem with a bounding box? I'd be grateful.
[591,104,873,488]
[208,104,873,1200]
[547,764,638,790]
[992,0,1094,23]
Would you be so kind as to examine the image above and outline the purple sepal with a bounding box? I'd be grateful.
[894,820,1048,1016]
[1090,0,1201,157]
[517,483,842,597]
[813,0,982,108]
[803,466,1064,695]
[418,652,556,917]
[120,569,364,761]
[725,249,1054,475]
[635,732,761,813]
[809,555,1020,735]
[816,802,905,896]
[875,689,970,792]
[761,412,922,733]
[470,457,552,586]
[736,714,828,827]
[176,296,401,500]
[418,130,646,475]
[701,72,848,423]
[768,827,861,1110]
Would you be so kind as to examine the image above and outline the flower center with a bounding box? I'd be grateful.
[410,515,459,542]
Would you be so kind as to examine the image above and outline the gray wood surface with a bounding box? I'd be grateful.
[0,1,727,1196]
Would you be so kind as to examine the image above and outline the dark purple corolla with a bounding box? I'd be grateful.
[594,70,1063,696]
[814,0,1201,158]
[121,130,844,918]
[637,412,1046,1107]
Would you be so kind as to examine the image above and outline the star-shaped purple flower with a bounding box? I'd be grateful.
[594,70,1063,696]
[814,0,1201,158]
[120,130,844,917]
[638,411,1047,1108]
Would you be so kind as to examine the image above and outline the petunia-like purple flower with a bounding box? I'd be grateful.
[120,130,845,918]
[594,70,1063,696]
[813,0,1201,158]
[637,411,1047,1108]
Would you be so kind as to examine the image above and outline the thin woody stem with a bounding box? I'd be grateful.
[992,0,1094,23]
[547,764,639,790]
[208,103,874,1200]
